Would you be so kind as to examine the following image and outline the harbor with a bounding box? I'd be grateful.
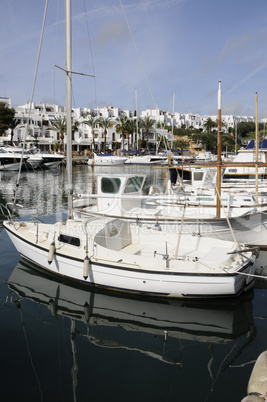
[0,164,267,401]
[1,0,267,400]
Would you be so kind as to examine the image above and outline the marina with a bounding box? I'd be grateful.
[0,164,267,401]
[1,0,267,400]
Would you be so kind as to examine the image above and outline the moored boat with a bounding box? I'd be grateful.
[3,0,259,300]
[4,216,258,298]
[88,153,127,166]
[0,147,28,171]
[73,172,267,249]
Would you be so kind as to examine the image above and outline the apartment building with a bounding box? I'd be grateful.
[1,99,257,152]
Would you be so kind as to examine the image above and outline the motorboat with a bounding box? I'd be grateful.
[125,154,166,165]
[35,151,65,169]
[88,153,127,166]
[0,146,64,170]
[0,147,28,171]
[73,172,267,249]
[195,151,217,161]
[223,139,267,181]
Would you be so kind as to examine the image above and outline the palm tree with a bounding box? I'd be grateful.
[48,117,79,152]
[115,116,128,150]
[48,116,66,152]
[203,118,217,134]
[139,116,156,151]
[83,113,100,152]
[9,117,19,144]
[99,117,114,152]
[125,119,136,150]
[71,120,80,141]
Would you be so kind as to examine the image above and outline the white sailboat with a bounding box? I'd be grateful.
[3,0,258,299]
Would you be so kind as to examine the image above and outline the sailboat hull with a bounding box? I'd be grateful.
[4,219,257,299]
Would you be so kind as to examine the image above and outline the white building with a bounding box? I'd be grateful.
[11,103,139,152]
[0,97,12,107]
[0,98,258,152]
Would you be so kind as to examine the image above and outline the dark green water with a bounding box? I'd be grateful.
[0,165,267,402]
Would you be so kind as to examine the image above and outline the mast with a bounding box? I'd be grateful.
[66,0,73,219]
[216,80,222,218]
[234,118,237,154]
[135,88,138,150]
[255,92,259,204]
[171,92,175,150]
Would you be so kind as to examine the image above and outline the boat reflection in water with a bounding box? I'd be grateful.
[7,259,256,401]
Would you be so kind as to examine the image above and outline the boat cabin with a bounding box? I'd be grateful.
[97,174,146,215]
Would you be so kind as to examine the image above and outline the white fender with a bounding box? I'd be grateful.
[48,241,56,264]
[83,256,90,280]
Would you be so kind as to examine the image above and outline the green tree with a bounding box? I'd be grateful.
[125,119,136,150]
[115,116,128,150]
[47,116,66,152]
[139,116,156,150]
[172,139,189,150]
[192,132,217,153]
[99,117,114,152]
[203,118,217,134]
[237,122,255,138]
[221,133,236,152]
[71,120,80,141]
[0,103,15,135]
[9,117,19,144]
[83,113,101,152]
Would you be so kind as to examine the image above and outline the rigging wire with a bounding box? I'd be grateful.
[119,0,157,109]
[13,0,49,207]
[82,0,98,109]
[53,0,60,105]
[139,0,188,113]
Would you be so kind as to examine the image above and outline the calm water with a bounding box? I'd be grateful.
[0,165,267,402]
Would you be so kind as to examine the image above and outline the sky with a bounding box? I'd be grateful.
[1,0,267,118]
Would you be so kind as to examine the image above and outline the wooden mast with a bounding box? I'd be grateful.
[216,80,222,218]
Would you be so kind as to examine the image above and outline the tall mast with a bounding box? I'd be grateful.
[234,118,237,154]
[171,92,175,149]
[135,88,138,150]
[255,92,259,204]
[216,80,222,218]
[66,0,73,218]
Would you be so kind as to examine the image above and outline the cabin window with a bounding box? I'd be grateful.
[124,176,144,193]
[58,234,80,247]
[193,172,203,181]
[101,177,121,194]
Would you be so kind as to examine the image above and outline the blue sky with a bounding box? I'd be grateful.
[1,0,267,118]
